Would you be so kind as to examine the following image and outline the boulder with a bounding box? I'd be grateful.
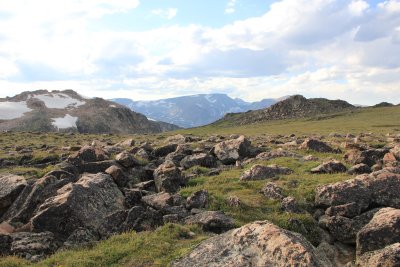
[115,151,140,168]
[180,153,217,169]
[105,165,128,187]
[356,208,400,256]
[311,160,347,174]
[154,160,184,193]
[344,148,388,167]
[79,160,116,173]
[356,243,400,267]
[186,190,208,210]
[141,192,182,210]
[172,221,331,267]
[240,164,293,181]
[226,195,241,207]
[123,188,143,208]
[30,173,125,240]
[0,174,27,217]
[281,196,302,213]
[184,211,235,234]
[213,135,251,164]
[152,144,178,158]
[67,145,109,166]
[1,172,77,227]
[10,232,59,261]
[0,233,12,255]
[347,163,371,175]
[260,182,284,200]
[300,138,337,153]
[256,148,300,160]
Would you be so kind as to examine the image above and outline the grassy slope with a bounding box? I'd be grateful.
[0,106,399,266]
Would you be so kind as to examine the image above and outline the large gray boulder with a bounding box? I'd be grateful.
[30,173,125,240]
[180,153,217,169]
[213,135,251,164]
[172,221,331,267]
[0,175,26,218]
[300,138,337,153]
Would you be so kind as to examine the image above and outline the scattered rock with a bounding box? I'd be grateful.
[356,207,400,256]
[105,165,128,187]
[281,196,302,213]
[256,148,300,160]
[180,153,217,169]
[186,190,208,210]
[300,138,337,153]
[213,135,252,164]
[311,160,347,174]
[356,243,400,267]
[172,221,331,267]
[226,195,241,207]
[240,164,293,181]
[153,160,184,193]
[184,211,235,234]
[260,182,284,200]
[141,192,180,210]
[347,163,371,175]
[152,144,178,158]
[10,232,59,261]
[67,145,108,166]
[115,151,139,168]
[0,174,27,217]
[344,148,388,167]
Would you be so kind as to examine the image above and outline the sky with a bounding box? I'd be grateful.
[0,0,399,105]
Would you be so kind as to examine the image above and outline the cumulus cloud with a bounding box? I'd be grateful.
[225,0,237,14]
[0,0,399,105]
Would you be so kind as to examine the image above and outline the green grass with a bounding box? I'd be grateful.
[177,106,400,137]
[0,224,208,267]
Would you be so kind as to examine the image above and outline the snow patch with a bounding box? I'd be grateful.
[51,114,78,129]
[147,117,157,121]
[33,93,85,109]
[205,95,217,103]
[0,101,32,120]
[110,104,117,108]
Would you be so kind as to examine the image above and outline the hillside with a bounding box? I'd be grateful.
[0,90,180,134]
[112,94,282,128]
[218,95,356,125]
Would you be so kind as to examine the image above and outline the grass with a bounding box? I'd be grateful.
[0,224,208,267]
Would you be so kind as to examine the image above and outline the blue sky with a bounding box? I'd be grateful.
[0,0,399,104]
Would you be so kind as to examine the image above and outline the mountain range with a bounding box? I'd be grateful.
[112,94,286,128]
[0,90,179,134]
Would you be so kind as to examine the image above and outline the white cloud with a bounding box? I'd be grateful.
[225,0,237,14]
[151,8,178,20]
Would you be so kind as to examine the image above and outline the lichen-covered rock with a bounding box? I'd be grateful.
[186,190,208,210]
[213,135,251,164]
[300,138,337,153]
[141,192,182,210]
[180,153,217,169]
[344,148,388,167]
[240,164,293,181]
[347,163,371,175]
[30,173,125,240]
[105,165,128,187]
[356,243,400,267]
[356,208,400,256]
[260,182,285,200]
[184,211,235,234]
[281,196,302,213]
[115,151,140,168]
[172,221,331,267]
[256,148,300,160]
[10,232,59,261]
[311,160,347,174]
[67,145,109,166]
[153,160,184,193]
[152,143,178,157]
[0,174,26,217]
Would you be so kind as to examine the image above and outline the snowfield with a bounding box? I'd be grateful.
[33,93,85,109]
[51,114,78,129]
[0,101,32,120]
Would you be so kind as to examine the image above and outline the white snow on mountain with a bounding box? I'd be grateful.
[33,93,85,109]
[205,94,217,103]
[51,114,78,129]
[0,101,32,120]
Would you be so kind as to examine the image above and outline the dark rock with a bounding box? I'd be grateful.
[105,165,128,187]
[153,160,184,193]
[344,148,389,167]
[0,174,27,218]
[63,227,100,249]
[347,163,371,175]
[281,196,302,213]
[184,211,235,234]
[141,192,180,210]
[180,153,217,169]
[67,145,109,166]
[186,190,208,210]
[123,189,142,208]
[80,160,116,173]
[132,180,155,192]
[300,138,337,153]
[0,233,11,255]
[115,151,140,168]
[30,173,125,240]
[357,208,400,256]
[240,164,293,181]
[10,231,59,261]
[356,243,400,267]
[213,135,252,164]
[152,144,178,158]
[311,160,347,174]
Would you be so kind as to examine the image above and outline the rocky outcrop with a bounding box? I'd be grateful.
[172,220,331,267]
[240,164,293,181]
[213,136,252,164]
[0,175,27,217]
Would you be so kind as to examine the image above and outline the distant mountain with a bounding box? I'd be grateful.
[217,95,356,125]
[0,90,180,134]
[112,94,283,128]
